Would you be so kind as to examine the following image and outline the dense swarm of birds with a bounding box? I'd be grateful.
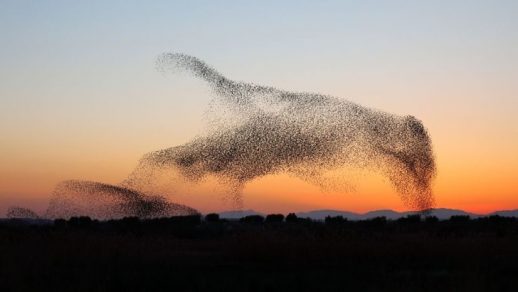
[123,53,436,210]
[7,53,436,219]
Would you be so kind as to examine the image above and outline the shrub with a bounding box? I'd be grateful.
[240,215,264,224]
[325,216,347,225]
[68,216,93,228]
[265,214,285,223]
[398,214,421,223]
[449,215,470,222]
[285,213,298,223]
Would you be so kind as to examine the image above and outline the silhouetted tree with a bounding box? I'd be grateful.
[68,216,93,228]
[265,214,285,223]
[398,214,421,224]
[205,213,220,222]
[449,215,470,222]
[169,215,202,225]
[285,213,298,223]
[240,215,264,224]
[484,215,515,223]
[362,216,387,228]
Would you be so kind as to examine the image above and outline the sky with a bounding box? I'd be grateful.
[1,0,517,215]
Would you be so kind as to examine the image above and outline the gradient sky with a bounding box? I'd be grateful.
[1,0,517,215]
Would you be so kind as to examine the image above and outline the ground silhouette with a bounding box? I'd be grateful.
[1,214,518,291]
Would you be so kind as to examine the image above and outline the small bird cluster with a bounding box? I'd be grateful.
[6,207,40,219]
[43,180,198,220]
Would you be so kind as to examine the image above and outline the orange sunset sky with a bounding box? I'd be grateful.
[1,1,517,216]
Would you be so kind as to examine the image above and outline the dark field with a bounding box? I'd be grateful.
[1,215,518,291]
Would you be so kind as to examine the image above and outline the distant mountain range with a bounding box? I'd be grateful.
[217,208,518,220]
[491,209,518,218]
[3,208,518,221]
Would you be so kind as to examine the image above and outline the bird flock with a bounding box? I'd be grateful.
[8,53,436,219]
